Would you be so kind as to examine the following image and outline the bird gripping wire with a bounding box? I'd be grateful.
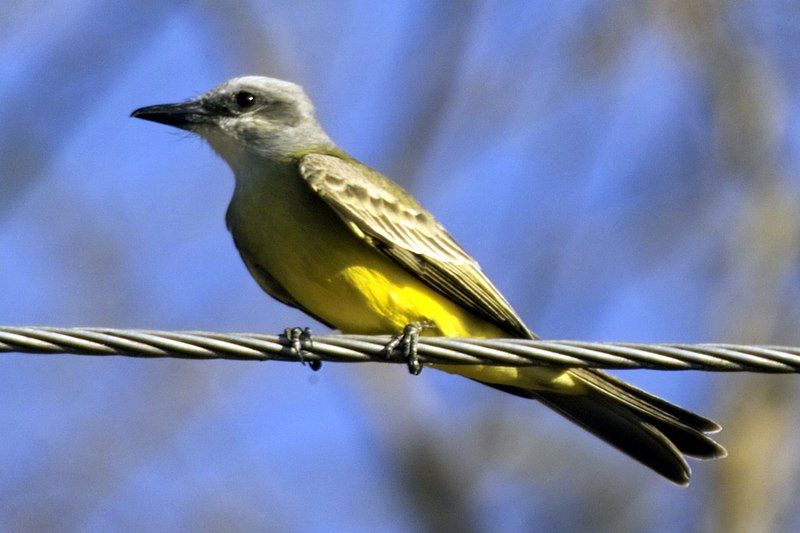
[2,326,800,373]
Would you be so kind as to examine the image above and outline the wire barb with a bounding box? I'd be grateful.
[1,326,800,372]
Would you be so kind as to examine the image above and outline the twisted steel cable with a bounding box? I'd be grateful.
[2,325,800,372]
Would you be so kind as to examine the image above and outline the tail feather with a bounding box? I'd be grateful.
[481,369,725,485]
[533,389,692,485]
[580,368,721,433]
[570,369,726,459]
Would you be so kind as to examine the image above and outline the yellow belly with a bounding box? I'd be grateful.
[227,166,575,390]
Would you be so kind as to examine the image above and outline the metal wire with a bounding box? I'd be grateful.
[2,325,800,372]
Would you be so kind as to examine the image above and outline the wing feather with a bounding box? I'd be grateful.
[298,153,534,339]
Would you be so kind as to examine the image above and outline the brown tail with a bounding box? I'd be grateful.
[483,368,725,485]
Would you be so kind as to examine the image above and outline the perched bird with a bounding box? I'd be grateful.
[132,76,725,484]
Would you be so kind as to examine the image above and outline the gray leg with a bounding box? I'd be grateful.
[383,321,433,375]
[283,327,321,371]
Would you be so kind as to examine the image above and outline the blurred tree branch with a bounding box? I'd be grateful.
[0,0,187,219]
[379,1,479,183]
[650,0,800,530]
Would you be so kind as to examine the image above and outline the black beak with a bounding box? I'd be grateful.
[130,100,213,130]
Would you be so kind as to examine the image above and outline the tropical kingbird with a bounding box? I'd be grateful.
[132,76,725,484]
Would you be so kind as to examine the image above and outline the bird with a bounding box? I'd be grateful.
[131,75,726,484]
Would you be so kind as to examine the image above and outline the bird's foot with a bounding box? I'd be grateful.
[383,321,434,376]
[282,327,321,371]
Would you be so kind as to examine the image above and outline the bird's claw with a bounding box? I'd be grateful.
[283,327,321,371]
[384,322,431,376]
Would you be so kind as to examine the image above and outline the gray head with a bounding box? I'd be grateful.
[131,76,333,165]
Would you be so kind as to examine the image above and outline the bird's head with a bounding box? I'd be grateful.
[131,76,332,165]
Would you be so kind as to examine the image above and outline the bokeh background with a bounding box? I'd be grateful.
[2,1,800,531]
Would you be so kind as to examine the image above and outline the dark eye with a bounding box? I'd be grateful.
[235,91,257,109]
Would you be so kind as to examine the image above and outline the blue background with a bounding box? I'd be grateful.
[2,2,800,531]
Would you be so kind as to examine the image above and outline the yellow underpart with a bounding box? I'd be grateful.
[226,163,578,392]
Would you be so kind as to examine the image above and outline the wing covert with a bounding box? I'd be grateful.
[297,153,534,339]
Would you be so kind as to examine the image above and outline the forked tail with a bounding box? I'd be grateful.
[484,368,725,485]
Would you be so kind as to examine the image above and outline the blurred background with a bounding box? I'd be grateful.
[1,1,800,531]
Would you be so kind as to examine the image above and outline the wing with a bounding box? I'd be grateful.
[297,153,535,339]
